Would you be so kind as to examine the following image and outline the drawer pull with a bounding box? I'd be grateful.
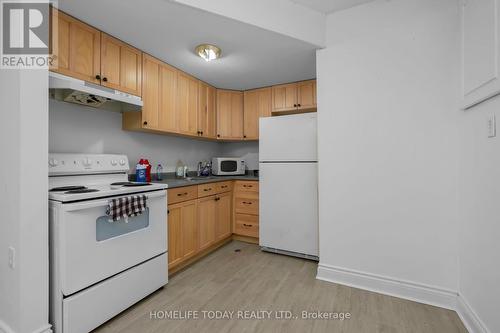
[203,188,212,192]
[243,224,253,227]
[177,192,188,196]
[243,185,253,188]
[221,185,228,188]
[242,201,252,205]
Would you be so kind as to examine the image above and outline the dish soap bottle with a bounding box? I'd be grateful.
[176,160,186,178]
[156,164,163,181]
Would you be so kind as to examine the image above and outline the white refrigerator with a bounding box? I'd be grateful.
[259,113,318,260]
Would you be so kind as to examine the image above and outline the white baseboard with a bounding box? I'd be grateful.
[0,321,52,333]
[316,263,458,310]
[456,294,489,333]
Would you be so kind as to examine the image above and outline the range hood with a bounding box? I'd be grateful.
[49,72,143,112]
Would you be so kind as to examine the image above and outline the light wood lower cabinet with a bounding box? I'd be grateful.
[232,180,259,241]
[167,183,236,273]
[197,196,217,251]
[167,199,198,269]
[215,192,232,241]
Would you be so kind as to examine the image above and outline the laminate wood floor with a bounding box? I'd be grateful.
[93,241,467,333]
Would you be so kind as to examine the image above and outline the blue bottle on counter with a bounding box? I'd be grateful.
[136,164,147,182]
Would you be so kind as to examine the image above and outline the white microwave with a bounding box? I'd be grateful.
[212,157,246,176]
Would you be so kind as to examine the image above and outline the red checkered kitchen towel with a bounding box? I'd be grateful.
[106,195,147,223]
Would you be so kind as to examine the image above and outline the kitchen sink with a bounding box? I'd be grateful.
[185,176,216,181]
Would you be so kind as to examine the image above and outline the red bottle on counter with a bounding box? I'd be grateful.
[138,159,152,182]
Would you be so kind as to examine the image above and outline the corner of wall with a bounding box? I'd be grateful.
[456,294,490,333]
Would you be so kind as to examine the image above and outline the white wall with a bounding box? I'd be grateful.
[49,100,223,172]
[0,70,50,333]
[316,0,460,307]
[458,96,500,332]
[173,0,326,47]
[220,142,259,170]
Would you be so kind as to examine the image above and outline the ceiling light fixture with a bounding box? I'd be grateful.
[195,44,221,62]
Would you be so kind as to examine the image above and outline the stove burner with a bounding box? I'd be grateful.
[110,182,152,187]
[64,189,100,194]
[123,183,152,187]
[50,186,87,192]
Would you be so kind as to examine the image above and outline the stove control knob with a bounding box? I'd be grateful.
[119,159,126,166]
[110,160,118,166]
[49,158,58,167]
[83,158,92,167]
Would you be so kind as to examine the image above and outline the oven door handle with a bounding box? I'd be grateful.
[61,190,166,212]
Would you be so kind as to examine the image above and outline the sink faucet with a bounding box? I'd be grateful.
[197,161,203,177]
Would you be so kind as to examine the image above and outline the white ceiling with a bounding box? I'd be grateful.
[291,0,375,14]
[58,0,318,90]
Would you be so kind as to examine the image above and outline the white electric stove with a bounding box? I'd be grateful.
[48,154,168,333]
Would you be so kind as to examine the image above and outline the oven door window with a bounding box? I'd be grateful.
[220,160,237,172]
[96,208,150,241]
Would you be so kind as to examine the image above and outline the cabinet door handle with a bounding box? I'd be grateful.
[95,74,101,80]
[298,103,301,107]
[102,77,108,82]
[167,209,170,214]
[143,121,148,126]
[293,104,297,107]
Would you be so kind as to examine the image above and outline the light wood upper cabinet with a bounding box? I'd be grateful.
[101,33,142,96]
[123,54,178,133]
[50,8,101,84]
[168,199,198,269]
[243,87,271,140]
[177,72,199,136]
[272,83,298,112]
[215,192,232,241]
[243,90,258,140]
[198,196,217,251]
[141,54,161,130]
[297,80,316,110]
[217,90,244,140]
[198,82,217,139]
[158,62,178,132]
[272,80,316,114]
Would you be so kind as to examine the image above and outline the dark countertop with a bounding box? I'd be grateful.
[152,174,258,189]
[130,172,258,189]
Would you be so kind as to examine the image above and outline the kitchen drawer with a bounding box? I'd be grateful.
[234,214,259,238]
[234,181,259,194]
[168,186,198,205]
[235,197,259,215]
[215,181,232,193]
[198,183,217,198]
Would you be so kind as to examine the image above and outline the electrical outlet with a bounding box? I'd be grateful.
[487,114,496,138]
[8,246,15,269]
